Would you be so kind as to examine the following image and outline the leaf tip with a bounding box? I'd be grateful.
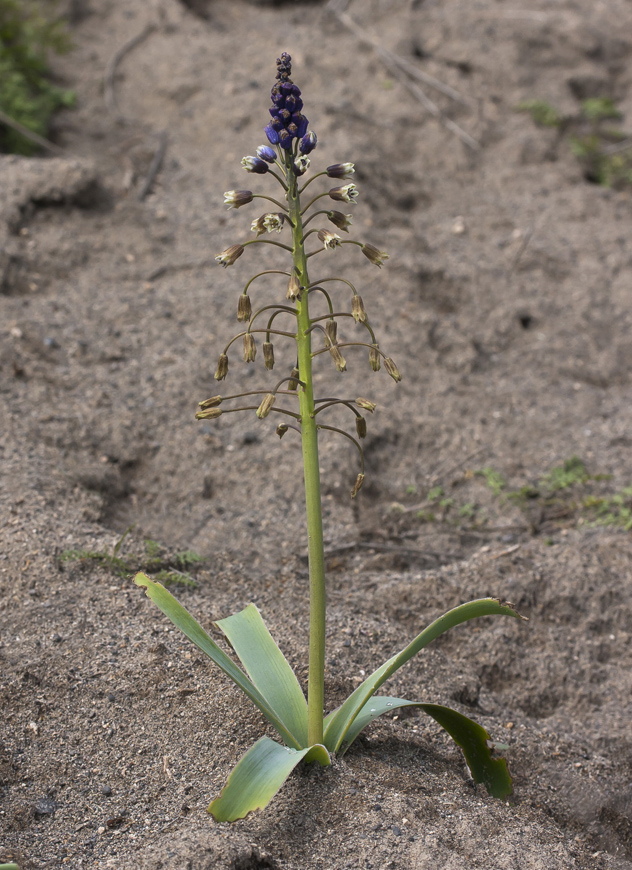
[494,598,529,621]
[134,571,151,589]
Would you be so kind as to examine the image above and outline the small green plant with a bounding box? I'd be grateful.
[61,529,202,587]
[0,0,75,154]
[518,95,632,188]
[516,99,562,128]
[540,455,590,492]
[135,52,524,822]
[476,466,506,496]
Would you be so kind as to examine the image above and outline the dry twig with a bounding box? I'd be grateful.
[137,130,168,201]
[324,0,480,151]
[0,107,64,154]
[104,23,157,117]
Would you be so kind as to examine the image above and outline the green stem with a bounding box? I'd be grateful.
[285,150,326,746]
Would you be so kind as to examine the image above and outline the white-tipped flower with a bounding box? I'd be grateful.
[237,294,252,322]
[223,190,253,209]
[362,244,389,267]
[215,245,244,267]
[215,353,229,381]
[198,395,223,409]
[327,210,353,233]
[263,213,285,233]
[263,341,275,370]
[351,294,367,323]
[294,155,310,176]
[243,333,256,363]
[327,162,355,179]
[195,407,223,420]
[329,184,359,204]
[287,274,301,301]
[351,473,365,499]
[356,397,377,412]
[256,393,276,419]
[329,345,347,372]
[241,156,269,174]
[369,345,381,372]
[384,357,402,382]
[318,228,342,250]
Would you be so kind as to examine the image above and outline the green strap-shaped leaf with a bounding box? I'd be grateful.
[133,573,302,749]
[335,696,421,755]
[324,598,524,752]
[208,737,330,822]
[217,604,308,748]
[334,695,512,798]
[417,703,512,798]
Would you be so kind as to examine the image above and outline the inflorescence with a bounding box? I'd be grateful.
[200,52,400,497]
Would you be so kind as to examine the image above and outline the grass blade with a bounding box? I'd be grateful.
[217,604,308,747]
[208,737,330,822]
[133,573,302,749]
[324,598,524,752]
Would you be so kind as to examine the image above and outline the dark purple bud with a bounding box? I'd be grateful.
[293,114,309,138]
[278,130,293,150]
[265,124,279,145]
[271,91,285,105]
[285,95,303,113]
[257,145,276,163]
[299,131,317,154]
[279,108,292,124]
[242,156,269,175]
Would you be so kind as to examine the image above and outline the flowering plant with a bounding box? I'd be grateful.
[135,53,524,822]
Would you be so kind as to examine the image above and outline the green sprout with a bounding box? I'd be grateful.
[516,99,562,128]
[476,466,506,496]
[135,52,525,822]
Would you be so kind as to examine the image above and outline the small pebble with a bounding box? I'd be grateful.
[100,785,112,796]
[392,825,402,836]
[107,693,116,702]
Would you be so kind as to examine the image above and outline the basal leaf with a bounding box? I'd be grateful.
[335,696,420,754]
[333,695,513,799]
[134,573,302,749]
[217,604,308,748]
[208,737,330,822]
[418,703,513,798]
[324,598,524,753]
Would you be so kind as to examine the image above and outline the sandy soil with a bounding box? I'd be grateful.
[2,0,632,867]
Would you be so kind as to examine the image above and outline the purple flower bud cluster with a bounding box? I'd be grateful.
[264,52,317,154]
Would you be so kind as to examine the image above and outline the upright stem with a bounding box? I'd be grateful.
[285,150,326,746]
